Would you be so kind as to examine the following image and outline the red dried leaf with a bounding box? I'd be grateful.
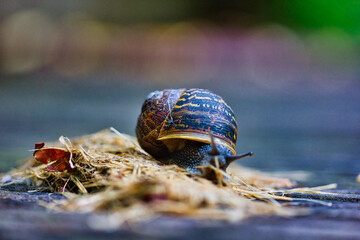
[35,142,45,149]
[33,143,75,172]
[46,160,72,172]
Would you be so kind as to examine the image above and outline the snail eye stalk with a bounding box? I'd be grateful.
[225,152,254,165]
[208,135,220,156]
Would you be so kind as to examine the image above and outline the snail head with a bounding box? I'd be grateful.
[206,135,253,171]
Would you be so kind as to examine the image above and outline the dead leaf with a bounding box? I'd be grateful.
[33,143,75,172]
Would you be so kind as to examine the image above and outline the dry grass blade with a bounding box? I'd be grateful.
[1,128,329,223]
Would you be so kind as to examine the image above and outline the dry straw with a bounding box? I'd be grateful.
[1,128,335,224]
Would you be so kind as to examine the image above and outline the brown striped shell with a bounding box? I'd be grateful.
[135,88,238,158]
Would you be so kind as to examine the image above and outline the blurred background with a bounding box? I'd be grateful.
[0,0,359,187]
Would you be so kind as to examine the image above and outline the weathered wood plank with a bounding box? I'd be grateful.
[1,185,360,240]
[283,192,360,202]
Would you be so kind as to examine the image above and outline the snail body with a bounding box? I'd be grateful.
[136,88,252,175]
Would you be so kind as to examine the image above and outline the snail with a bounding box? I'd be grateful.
[135,88,253,177]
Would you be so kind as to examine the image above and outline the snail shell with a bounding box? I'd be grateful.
[136,88,251,173]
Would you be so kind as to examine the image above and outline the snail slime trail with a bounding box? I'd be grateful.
[136,88,253,179]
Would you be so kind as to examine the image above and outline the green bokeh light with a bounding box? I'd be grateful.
[269,0,360,34]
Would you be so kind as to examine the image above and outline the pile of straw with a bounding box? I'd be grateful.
[1,128,322,223]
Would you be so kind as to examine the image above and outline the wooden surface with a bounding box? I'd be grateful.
[1,78,359,239]
[1,185,360,240]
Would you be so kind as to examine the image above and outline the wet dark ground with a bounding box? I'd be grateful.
[1,74,359,187]
[1,74,360,240]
